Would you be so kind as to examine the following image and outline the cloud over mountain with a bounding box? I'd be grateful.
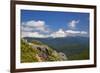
[21,20,88,38]
[50,29,67,38]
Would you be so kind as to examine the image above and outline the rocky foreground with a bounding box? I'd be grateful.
[21,39,67,63]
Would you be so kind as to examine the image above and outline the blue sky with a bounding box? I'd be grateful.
[21,10,89,38]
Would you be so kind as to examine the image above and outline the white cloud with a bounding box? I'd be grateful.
[22,20,48,32]
[65,30,88,37]
[21,26,33,32]
[50,29,88,38]
[22,31,49,38]
[22,29,88,38]
[21,20,50,38]
[50,29,67,38]
[80,31,87,34]
[66,30,80,34]
[68,20,79,29]
[21,20,88,38]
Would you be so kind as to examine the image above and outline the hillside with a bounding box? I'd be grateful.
[21,39,67,63]
[24,37,89,60]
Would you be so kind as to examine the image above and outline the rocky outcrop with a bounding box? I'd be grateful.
[21,39,68,62]
[59,52,68,60]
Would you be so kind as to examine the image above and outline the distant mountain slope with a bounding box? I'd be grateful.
[24,36,89,60]
[21,39,67,63]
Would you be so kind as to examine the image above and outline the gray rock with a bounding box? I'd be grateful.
[59,52,68,60]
